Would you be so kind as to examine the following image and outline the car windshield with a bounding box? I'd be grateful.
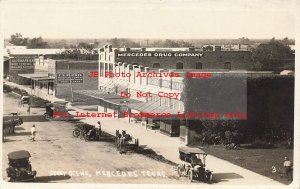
[10,159,29,168]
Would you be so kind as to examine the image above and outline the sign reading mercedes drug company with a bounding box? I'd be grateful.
[117,52,204,57]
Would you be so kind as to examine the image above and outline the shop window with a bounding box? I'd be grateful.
[169,99,174,108]
[224,62,231,70]
[195,62,203,69]
[100,63,104,77]
[153,63,161,68]
[176,62,184,69]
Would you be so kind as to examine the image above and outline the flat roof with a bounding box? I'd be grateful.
[32,77,55,81]
[9,49,63,56]
[74,90,121,100]
[55,60,98,64]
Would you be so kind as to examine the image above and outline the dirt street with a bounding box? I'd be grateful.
[1,93,190,184]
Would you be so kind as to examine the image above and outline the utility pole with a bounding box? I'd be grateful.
[68,64,74,102]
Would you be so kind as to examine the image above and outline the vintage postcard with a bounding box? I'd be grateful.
[0,0,299,188]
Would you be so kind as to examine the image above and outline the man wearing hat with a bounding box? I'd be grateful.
[283,157,293,181]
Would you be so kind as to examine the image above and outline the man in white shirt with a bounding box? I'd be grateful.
[284,157,293,181]
[95,121,101,136]
[30,124,36,141]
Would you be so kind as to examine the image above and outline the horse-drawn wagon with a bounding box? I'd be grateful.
[115,130,139,153]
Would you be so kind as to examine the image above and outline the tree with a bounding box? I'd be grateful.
[27,36,49,48]
[151,39,193,48]
[251,38,294,71]
[78,42,95,50]
[108,38,141,48]
[9,33,29,46]
[238,37,252,44]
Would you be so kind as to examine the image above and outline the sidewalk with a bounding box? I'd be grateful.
[3,81,283,185]
[68,108,283,185]
[4,80,59,102]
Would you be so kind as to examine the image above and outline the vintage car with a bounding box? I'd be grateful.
[44,101,79,121]
[6,150,37,182]
[177,146,213,183]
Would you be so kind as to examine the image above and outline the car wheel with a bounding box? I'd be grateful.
[73,129,80,137]
[177,166,182,177]
[208,173,213,184]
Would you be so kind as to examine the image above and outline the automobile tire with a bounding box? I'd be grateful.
[44,113,50,120]
[73,129,80,137]
[80,131,85,140]
[177,166,182,177]
[84,133,89,142]
[208,173,213,184]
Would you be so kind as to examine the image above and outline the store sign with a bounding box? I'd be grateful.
[10,56,35,70]
[56,73,84,84]
[117,52,203,57]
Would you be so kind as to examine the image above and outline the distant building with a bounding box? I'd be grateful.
[5,48,63,83]
[16,58,98,101]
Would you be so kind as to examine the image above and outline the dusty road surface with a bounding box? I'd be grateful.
[2,89,284,185]
[1,93,199,184]
[2,121,183,184]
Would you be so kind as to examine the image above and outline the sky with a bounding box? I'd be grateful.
[0,0,297,39]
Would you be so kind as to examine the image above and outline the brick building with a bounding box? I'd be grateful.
[6,48,62,84]
[55,60,98,101]
[73,45,276,141]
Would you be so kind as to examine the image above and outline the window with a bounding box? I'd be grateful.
[100,63,104,77]
[195,62,203,69]
[176,62,183,69]
[153,63,161,68]
[224,62,231,70]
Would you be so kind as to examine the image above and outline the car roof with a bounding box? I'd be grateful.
[8,150,31,160]
[179,146,206,154]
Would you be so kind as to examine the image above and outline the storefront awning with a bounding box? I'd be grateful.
[127,100,178,115]
[74,89,144,106]
[104,98,143,106]
[74,90,122,100]
[32,77,55,82]
[18,73,48,79]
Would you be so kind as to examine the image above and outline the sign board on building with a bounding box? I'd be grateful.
[117,52,203,57]
[10,56,35,70]
[56,73,84,84]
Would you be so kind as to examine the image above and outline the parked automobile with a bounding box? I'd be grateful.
[177,146,213,183]
[6,150,37,182]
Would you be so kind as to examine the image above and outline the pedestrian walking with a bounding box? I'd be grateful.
[30,124,36,141]
[95,121,102,136]
[27,105,31,115]
[284,157,293,181]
